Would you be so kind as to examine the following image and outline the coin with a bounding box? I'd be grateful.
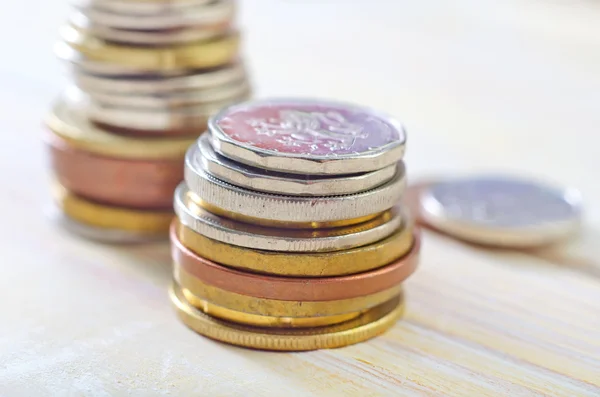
[46,98,195,159]
[170,284,404,351]
[69,12,230,45]
[70,0,215,15]
[47,204,166,243]
[419,176,582,247]
[55,41,188,76]
[72,62,246,94]
[176,218,413,276]
[174,185,404,252]
[62,87,236,134]
[209,98,406,175]
[79,80,250,108]
[46,131,182,209]
[175,267,404,317]
[172,226,420,301]
[184,156,406,227]
[194,134,398,196]
[73,0,235,30]
[61,25,240,71]
[52,182,173,233]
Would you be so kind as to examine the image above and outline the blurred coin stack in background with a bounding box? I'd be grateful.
[170,98,421,351]
[44,0,251,243]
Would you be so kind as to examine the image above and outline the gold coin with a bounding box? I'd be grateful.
[177,220,414,276]
[195,197,380,229]
[183,291,364,328]
[45,99,195,160]
[170,284,404,351]
[52,182,173,233]
[175,263,403,317]
[61,25,239,71]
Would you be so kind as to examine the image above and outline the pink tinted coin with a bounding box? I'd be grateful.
[209,98,406,175]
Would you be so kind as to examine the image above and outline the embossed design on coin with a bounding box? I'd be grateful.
[214,99,402,156]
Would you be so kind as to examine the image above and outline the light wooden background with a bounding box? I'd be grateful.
[1,0,599,395]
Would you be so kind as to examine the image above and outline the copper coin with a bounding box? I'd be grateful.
[170,221,421,301]
[46,131,183,209]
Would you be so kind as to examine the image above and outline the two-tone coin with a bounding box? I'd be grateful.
[208,98,406,175]
[184,153,406,227]
[174,183,404,253]
[419,176,582,247]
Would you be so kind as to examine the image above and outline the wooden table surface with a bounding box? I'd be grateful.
[2,1,599,395]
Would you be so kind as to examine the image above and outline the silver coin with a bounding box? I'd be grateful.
[184,155,406,224]
[55,41,188,77]
[193,134,398,196]
[74,0,235,30]
[62,87,246,132]
[70,0,215,16]
[47,205,167,244]
[209,98,406,175]
[77,80,251,109]
[174,183,404,252]
[69,12,229,45]
[419,176,582,247]
[71,62,247,94]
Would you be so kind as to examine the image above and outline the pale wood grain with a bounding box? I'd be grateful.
[1,0,599,396]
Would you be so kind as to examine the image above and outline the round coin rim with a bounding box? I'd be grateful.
[174,184,404,252]
[419,177,582,247]
[184,157,407,223]
[170,284,404,351]
[71,62,247,95]
[46,98,195,159]
[171,225,421,301]
[208,98,407,175]
[176,218,413,276]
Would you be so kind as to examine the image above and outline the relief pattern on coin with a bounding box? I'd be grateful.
[215,102,401,156]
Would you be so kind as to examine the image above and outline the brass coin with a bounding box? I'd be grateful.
[183,291,364,328]
[176,219,414,276]
[61,25,240,71]
[174,263,403,317]
[170,284,405,351]
[52,182,173,233]
[45,99,194,160]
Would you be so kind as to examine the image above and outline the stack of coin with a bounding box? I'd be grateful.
[170,98,421,351]
[44,0,251,242]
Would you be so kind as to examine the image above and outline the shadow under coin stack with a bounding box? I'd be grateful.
[170,98,421,351]
[44,0,250,242]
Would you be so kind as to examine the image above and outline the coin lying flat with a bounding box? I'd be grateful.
[419,176,582,247]
[60,25,240,72]
[48,204,166,244]
[170,284,404,351]
[69,12,229,45]
[70,0,215,15]
[209,98,406,175]
[174,183,404,252]
[72,62,247,95]
[175,215,413,276]
[73,0,235,30]
[80,80,250,109]
[62,87,241,134]
[184,152,406,226]
[46,98,195,159]
[193,134,397,196]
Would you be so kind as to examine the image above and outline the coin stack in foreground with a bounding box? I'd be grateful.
[170,98,420,351]
[44,0,251,242]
